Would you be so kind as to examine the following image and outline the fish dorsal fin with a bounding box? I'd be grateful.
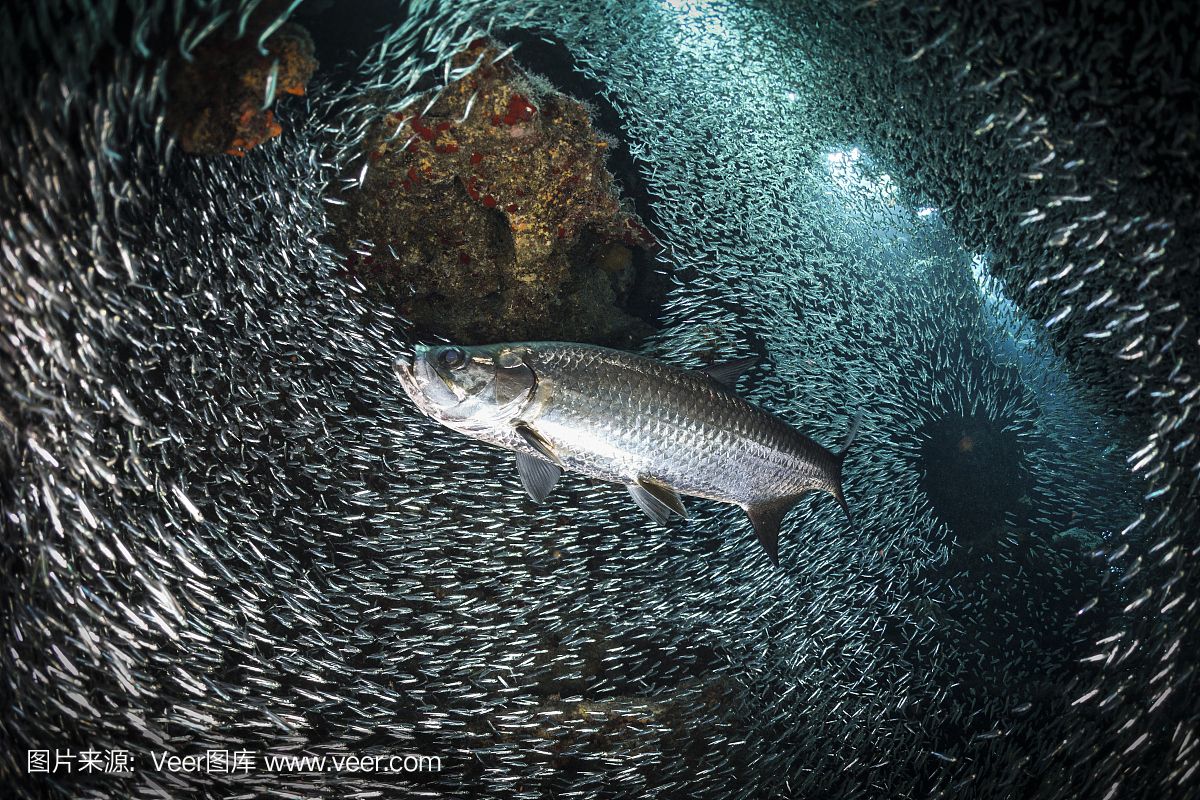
[514,421,560,464]
[627,477,687,524]
[699,356,759,389]
[744,498,799,566]
[516,452,562,503]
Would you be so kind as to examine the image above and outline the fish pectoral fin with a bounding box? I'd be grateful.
[514,422,560,465]
[698,356,760,389]
[515,452,562,503]
[627,477,687,525]
[744,499,796,567]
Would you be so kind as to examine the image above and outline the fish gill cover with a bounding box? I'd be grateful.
[0,1,1196,799]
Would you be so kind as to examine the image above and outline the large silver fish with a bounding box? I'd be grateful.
[394,342,860,565]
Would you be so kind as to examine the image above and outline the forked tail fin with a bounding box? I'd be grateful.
[746,409,863,567]
[832,409,862,523]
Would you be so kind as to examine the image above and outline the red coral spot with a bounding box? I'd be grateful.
[491,114,501,126]
[413,115,437,141]
[459,252,471,265]
[435,121,451,132]
[406,166,419,183]
[401,179,412,191]
[368,150,382,162]
[466,176,481,201]
[482,195,497,208]
[435,141,459,153]
[505,203,518,213]
[505,93,536,124]
[470,151,483,164]
[557,225,566,239]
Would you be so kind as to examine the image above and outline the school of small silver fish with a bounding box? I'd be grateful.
[0,1,1195,799]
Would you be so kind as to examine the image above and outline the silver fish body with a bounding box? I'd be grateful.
[395,342,859,564]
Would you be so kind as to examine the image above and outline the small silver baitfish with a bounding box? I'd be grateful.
[394,342,860,565]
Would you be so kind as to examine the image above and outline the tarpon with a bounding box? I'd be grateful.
[394,342,860,565]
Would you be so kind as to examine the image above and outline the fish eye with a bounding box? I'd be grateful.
[439,347,466,369]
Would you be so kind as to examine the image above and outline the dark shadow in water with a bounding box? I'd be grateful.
[918,412,1033,538]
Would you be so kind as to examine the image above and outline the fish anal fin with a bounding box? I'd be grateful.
[744,497,799,566]
[516,452,562,503]
[699,356,759,389]
[514,422,560,465]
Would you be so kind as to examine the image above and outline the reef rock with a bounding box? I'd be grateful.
[329,39,659,345]
[165,10,316,156]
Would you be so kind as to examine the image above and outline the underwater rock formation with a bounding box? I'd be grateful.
[165,9,316,156]
[328,39,658,345]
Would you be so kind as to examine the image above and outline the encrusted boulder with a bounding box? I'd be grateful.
[165,10,316,156]
[329,39,660,345]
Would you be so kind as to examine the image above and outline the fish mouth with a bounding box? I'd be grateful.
[393,351,427,402]
[393,352,415,385]
[394,347,460,409]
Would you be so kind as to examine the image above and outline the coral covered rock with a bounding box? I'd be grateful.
[329,39,661,345]
[165,10,316,156]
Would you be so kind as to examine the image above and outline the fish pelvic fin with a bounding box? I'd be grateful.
[627,476,687,525]
[832,409,863,523]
